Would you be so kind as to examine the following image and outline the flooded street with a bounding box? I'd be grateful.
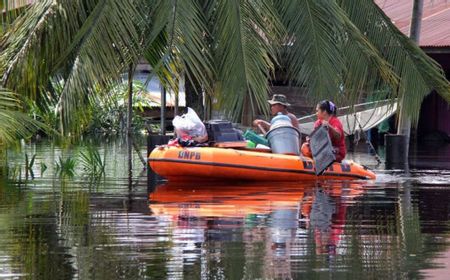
[1,139,449,279]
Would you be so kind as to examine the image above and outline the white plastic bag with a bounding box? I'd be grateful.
[172,107,208,142]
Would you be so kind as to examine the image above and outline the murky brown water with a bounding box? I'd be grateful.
[1,139,449,279]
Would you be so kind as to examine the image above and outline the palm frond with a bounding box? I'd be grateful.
[1,0,144,132]
[1,0,80,96]
[0,0,30,35]
[277,0,345,100]
[143,0,215,99]
[210,0,282,122]
[0,88,45,144]
[276,0,399,107]
[339,0,450,123]
[55,0,142,131]
[79,146,105,177]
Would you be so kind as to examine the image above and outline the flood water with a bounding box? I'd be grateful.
[1,138,450,279]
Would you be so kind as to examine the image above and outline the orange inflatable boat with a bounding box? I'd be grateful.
[148,146,376,181]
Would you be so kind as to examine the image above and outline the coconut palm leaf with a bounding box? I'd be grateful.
[209,0,282,122]
[338,0,450,122]
[0,0,30,35]
[1,0,449,128]
[276,0,398,107]
[1,0,143,132]
[54,0,142,132]
[1,0,83,97]
[143,0,215,98]
[0,88,44,144]
[277,0,346,100]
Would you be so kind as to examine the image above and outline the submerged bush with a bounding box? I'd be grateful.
[79,147,105,178]
[55,156,77,177]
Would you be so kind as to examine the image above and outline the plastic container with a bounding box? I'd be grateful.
[246,140,256,148]
[244,129,269,146]
[266,126,301,155]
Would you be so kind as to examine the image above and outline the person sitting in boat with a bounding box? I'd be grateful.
[253,94,299,133]
[302,100,346,162]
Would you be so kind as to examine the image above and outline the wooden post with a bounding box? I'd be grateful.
[387,0,423,168]
[127,65,134,137]
[174,91,179,118]
[147,135,171,192]
[160,84,166,135]
[127,65,134,177]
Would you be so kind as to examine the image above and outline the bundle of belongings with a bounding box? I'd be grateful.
[169,108,209,147]
[168,108,243,147]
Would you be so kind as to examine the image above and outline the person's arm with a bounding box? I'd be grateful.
[288,113,300,129]
[322,121,341,140]
[253,119,270,133]
[329,125,341,140]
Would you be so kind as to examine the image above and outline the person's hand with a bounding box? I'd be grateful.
[321,120,329,129]
[253,119,263,126]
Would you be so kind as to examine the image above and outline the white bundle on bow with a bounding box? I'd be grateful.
[172,107,208,142]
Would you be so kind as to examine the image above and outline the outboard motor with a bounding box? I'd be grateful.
[266,113,301,155]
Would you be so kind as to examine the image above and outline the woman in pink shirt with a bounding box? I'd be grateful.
[314,100,346,162]
[302,100,346,162]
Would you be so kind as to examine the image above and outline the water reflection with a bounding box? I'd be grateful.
[148,180,450,279]
[1,140,450,279]
[149,182,366,279]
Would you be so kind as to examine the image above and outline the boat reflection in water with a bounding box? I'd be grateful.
[149,181,367,279]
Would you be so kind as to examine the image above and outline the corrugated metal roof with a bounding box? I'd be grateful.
[375,0,450,47]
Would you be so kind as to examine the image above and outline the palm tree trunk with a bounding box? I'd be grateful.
[0,140,6,176]
[397,0,423,155]
[185,78,204,119]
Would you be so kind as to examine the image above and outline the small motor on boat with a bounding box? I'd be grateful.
[266,113,301,155]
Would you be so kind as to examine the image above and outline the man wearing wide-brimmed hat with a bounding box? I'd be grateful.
[253,94,299,133]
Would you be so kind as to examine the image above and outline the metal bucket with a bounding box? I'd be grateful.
[266,126,301,155]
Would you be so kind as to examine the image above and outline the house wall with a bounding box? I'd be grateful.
[417,52,450,137]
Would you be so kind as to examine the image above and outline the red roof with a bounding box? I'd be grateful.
[376,0,450,47]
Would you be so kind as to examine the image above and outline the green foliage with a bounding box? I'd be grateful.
[85,80,152,135]
[24,153,36,179]
[1,0,449,130]
[276,0,398,106]
[24,80,70,135]
[0,0,29,36]
[55,156,77,178]
[5,164,21,181]
[338,0,450,122]
[1,0,142,132]
[79,147,105,178]
[0,88,46,145]
[210,0,282,122]
[40,162,47,176]
[143,0,215,100]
